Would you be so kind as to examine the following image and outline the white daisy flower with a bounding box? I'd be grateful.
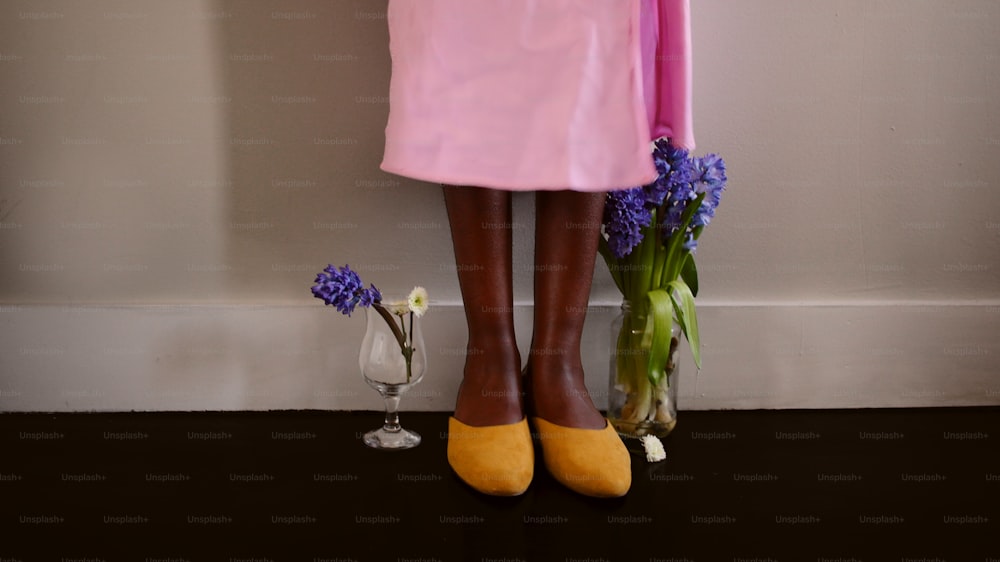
[407,286,429,317]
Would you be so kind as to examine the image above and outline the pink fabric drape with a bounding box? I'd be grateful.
[641,0,695,150]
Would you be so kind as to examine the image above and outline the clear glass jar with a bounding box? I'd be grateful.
[607,300,679,440]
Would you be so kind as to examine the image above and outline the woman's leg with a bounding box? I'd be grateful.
[442,184,523,426]
[527,189,607,429]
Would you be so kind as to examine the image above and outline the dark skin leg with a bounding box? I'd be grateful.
[526,189,607,429]
[443,184,523,426]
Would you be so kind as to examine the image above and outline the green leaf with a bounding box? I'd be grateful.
[666,278,701,369]
[644,289,675,386]
[691,224,705,241]
[662,192,707,286]
[681,253,699,298]
[649,209,666,289]
[637,220,657,295]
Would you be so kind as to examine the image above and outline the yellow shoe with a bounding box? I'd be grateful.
[447,417,534,496]
[533,417,631,498]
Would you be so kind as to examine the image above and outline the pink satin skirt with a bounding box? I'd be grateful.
[380,0,694,192]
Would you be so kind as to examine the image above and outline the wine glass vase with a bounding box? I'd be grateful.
[358,304,426,450]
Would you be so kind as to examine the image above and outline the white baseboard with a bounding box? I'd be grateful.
[0,302,997,412]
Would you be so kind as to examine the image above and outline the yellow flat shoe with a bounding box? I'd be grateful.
[533,417,631,498]
[447,416,534,496]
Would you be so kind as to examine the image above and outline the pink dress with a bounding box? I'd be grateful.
[380,0,694,192]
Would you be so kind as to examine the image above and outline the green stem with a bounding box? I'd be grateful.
[407,311,414,382]
[372,303,414,382]
[650,214,666,292]
[620,301,653,423]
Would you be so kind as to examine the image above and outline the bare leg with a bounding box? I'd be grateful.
[526,189,607,429]
[443,184,523,426]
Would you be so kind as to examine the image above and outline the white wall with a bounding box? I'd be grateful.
[1,1,998,412]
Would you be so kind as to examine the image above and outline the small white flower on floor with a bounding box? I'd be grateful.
[640,435,666,462]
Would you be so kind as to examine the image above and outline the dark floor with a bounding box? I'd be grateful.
[2,408,998,561]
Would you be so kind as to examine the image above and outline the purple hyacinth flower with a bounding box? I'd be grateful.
[692,154,727,205]
[357,284,381,308]
[689,154,728,229]
[603,187,652,258]
[311,264,381,317]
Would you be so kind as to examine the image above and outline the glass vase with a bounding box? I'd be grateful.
[608,300,679,442]
[358,304,426,450]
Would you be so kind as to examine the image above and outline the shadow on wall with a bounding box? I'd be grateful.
[137,0,401,405]
[213,0,451,302]
[0,0,439,409]
[0,0,233,302]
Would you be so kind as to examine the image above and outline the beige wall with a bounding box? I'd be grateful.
[1,1,998,411]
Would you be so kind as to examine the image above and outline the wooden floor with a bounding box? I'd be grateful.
[3,408,998,560]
